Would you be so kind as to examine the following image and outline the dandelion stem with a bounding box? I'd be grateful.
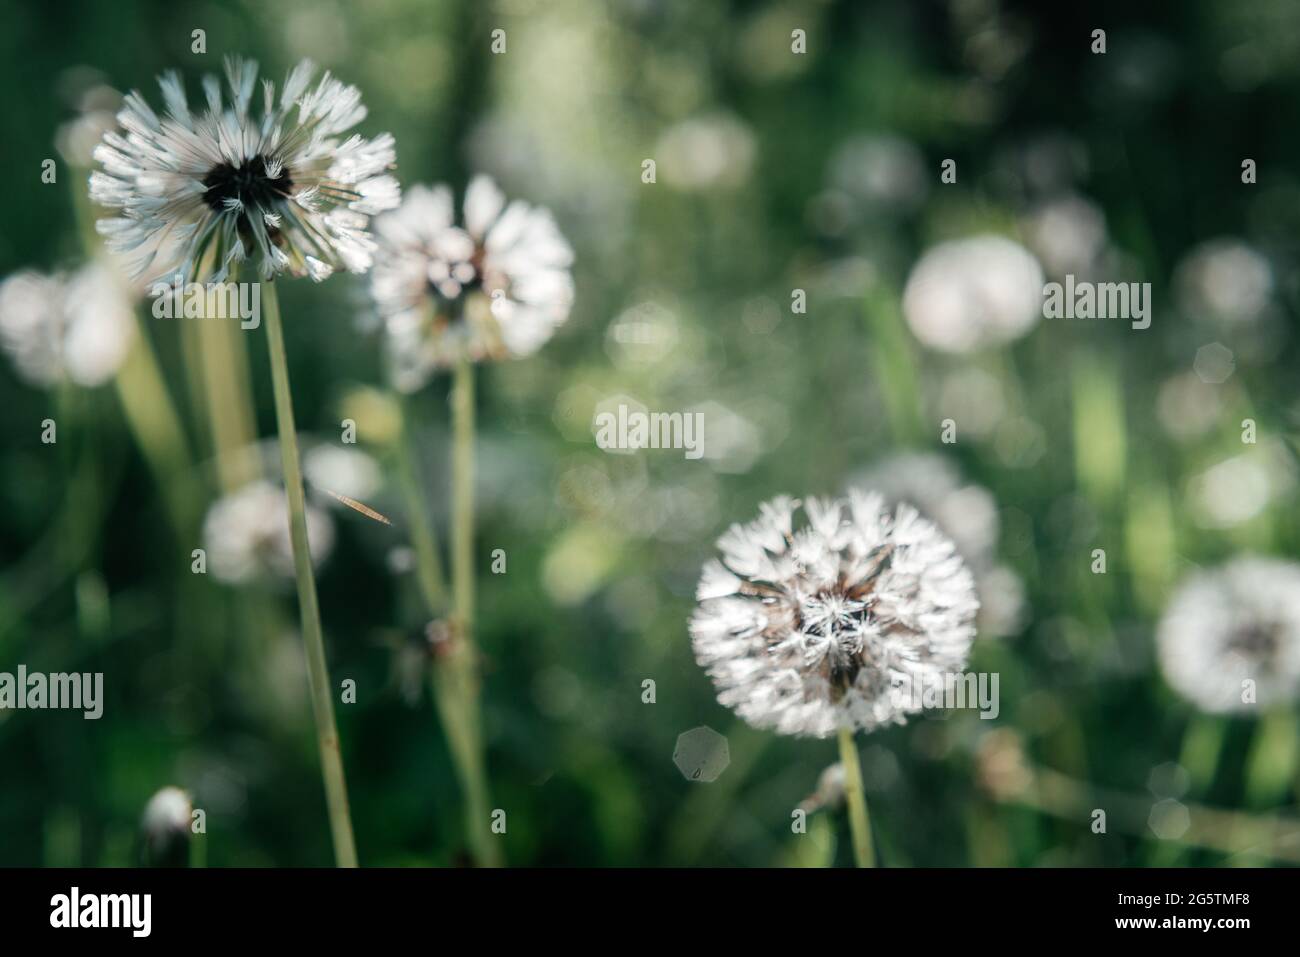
[262,281,358,868]
[448,355,500,866]
[453,356,476,642]
[837,727,875,867]
[394,394,448,613]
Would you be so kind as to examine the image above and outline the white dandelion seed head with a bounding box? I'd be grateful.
[1187,441,1296,530]
[902,235,1044,353]
[302,443,382,502]
[654,113,756,191]
[1175,238,1273,326]
[1157,557,1300,714]
[689,493,979,738]
[89,57,399,285]
[370,176,574,388]
[1021,193,1107,277]
[141,786,192,837]
[202,479,335,584]
[0,263,136,388]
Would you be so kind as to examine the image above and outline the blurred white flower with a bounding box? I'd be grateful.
[0,263,135,388]
[1175,239,1273,325]
[140,786,192,864]
[1021,194,1106,276]
[902,236,1044,353]
[1157,557,1300,713]
[90,57,399,284]
[56,85,122,168]
[142,786,192,838]
[690,493,978,738]
[828,133,928,212]
[203,479,335,584]
[655,113,755,191]
[1187,441,1295,529]
[371,176,574,388]
[302,444,382,501]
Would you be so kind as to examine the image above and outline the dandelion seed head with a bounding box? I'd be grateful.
[203,479,335,584]
[302,444,382,502]
[1157,556,1300,713]
[142,786,192,838]
[0,263,135,388]
[1021,193,1106,277]
[1187,442,1295,530]
[370,176,574,388]
[89,57,399,284]
[902,235,1043,353]
[56,84,123,168]
[689,493,979,738]
[1175,238,1273,326]
[654,113,756,191]
[141,786,193,865]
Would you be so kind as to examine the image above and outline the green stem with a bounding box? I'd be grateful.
[837,727,875,867]
[449,355,499,866]
[262,281,358,868]
[453,357,475,636]
[394,394,448,613]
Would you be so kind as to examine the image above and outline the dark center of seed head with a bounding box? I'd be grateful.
[1227,622,1279,658]
[202,155,293,214]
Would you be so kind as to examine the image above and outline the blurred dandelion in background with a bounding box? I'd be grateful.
[901,235,1044,353]
[1157,557,1300,713]
[0,263,135,388]
[202,479,335,584]
[140,786,194,868]
[1175,238,1274,326]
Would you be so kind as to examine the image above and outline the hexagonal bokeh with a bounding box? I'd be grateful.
[673,726,730,782]
[1146,761,1190,799]
[1194,342,1235,384]
[1148,798,1191,840]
